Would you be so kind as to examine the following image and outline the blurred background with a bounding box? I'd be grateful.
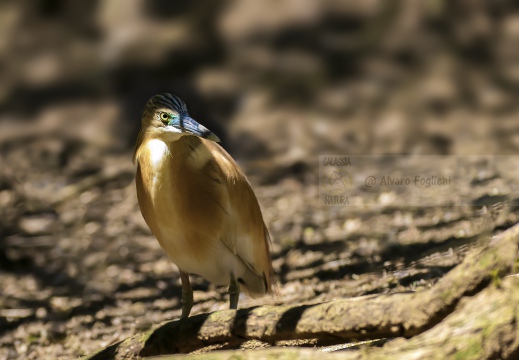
[2,0,519,166]
[1,1,519,358]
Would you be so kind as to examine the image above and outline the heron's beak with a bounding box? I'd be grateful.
[172,115,220,143]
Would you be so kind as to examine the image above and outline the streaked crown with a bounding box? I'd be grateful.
[144,93,188,118]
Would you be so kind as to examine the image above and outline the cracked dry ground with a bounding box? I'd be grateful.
[1,136,518,359]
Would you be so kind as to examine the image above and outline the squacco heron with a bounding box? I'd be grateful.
[133,93,274,318]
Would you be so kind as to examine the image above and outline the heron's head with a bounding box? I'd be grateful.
[141,93,220,143]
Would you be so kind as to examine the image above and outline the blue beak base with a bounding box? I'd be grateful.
[173,116,220,143]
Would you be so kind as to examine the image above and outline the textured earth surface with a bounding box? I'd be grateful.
[1,132,517,359]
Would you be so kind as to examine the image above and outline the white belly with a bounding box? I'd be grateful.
[157,225,248,286]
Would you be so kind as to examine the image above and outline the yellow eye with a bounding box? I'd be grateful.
[160,113,169,123]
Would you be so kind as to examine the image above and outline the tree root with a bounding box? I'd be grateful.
[82,224,519,360]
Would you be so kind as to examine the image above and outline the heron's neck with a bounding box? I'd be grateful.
[134,128,183,164]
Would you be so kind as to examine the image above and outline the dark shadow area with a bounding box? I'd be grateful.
[139,312,210,357]
[275,304,317,339]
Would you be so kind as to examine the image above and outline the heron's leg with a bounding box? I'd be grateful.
[228,273,240,310]
[179,270,193,318]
